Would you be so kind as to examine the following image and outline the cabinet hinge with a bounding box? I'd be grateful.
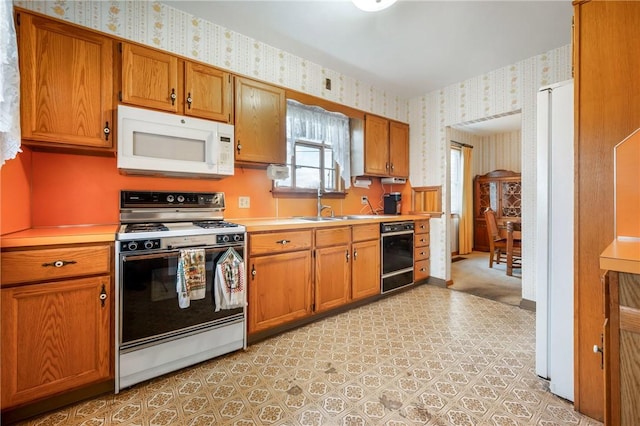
[16,12,20,26]
[118,42,122,53]
[119,91,122,102]
[311,303,315,311]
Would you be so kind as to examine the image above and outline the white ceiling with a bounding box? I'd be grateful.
[453,112,522,135]
[162,0,573,100]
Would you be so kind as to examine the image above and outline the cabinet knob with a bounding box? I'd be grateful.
[42,259,77,268]
[170,88,177,105]
[186,93,192,109]
[237,141,242,154]
[345,250,350,263]
[276,239,290,245]
[99,283,107,308]
[103,122,110,140]
[353,249,358,260]
[251,264,256,280]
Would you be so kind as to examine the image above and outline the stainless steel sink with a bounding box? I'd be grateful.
[342,215,381,219]
[295,216,344,221]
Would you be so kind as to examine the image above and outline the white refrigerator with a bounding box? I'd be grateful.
[535,79,574,401]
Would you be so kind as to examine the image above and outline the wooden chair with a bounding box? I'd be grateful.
[484,208,513,268]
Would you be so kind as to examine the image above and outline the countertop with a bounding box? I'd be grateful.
[0,214,431,248]
[1,224,119,248]
[600,237,640,275]
[232,214,430,232]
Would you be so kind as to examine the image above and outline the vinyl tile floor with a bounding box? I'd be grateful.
[16,285,601,426]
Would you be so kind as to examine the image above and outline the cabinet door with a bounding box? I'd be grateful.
[18,12,114,150]
[364,115,390,176]
[315,245,351,312]
[234,77,286,164]
[1,276,112,409]
[248,251,311,334]
[351,239,380,300]
[389,121,409,178]
[184,62,232,122]
[121,43,178,112]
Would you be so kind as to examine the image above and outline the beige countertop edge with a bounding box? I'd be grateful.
[1,225,118,248]
[232,214,430,232]
[600,237,640,275]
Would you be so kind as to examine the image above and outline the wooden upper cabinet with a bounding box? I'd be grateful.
[120,43,178,112]
[389,121,409,177]
[363,115,409,178]
[120,43,232,122]
[364,114,390,176]
[184,62,232,122]
[17,12,114,151]
[234,76,286,165]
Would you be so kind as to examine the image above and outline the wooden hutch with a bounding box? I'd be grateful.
[473,170,521,251]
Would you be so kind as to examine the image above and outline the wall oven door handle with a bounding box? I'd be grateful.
[381,230,414,237]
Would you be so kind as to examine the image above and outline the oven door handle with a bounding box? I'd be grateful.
[381,230,414,237]
[122,247,229,262]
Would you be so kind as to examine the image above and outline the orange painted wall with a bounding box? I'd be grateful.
[2,150,407,230]
[615,129,640,238]
[1,148,32,234]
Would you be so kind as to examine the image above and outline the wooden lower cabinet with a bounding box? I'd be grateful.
[1,277,112,409]
[351,224,380,300]
[248,223,381,336]
[414,219,430,282]
[315,244,351,312]
[247,250,312,334]
[603,270,640,425]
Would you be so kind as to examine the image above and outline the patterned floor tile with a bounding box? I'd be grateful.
[15,285,601,426]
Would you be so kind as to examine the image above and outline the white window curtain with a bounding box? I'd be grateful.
[286,100,351,189]
[0,0,21,167]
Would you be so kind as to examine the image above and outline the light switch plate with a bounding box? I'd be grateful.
[238,196,250,208]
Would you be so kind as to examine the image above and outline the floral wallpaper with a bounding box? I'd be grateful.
[15,0,572,303]
[14,0,408,122]
[409,45,572,301]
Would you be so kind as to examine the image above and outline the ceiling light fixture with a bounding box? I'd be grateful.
[352,0,397,12]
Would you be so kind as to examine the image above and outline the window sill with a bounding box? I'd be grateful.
[272,188,346,199]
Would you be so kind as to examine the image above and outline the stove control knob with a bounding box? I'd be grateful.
[233,234,242,242]
[127,241,138,251]
[177,195,185,203]
[221,235,230,243]
[144,240,155,250]
[166,194,175,202]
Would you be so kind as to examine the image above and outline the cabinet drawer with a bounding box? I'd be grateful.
[1,244,112,286]
[415,259,430,281]
[315,227,350,248]
[414,246,430,261]
[415,232,429,248]
[352,223,379,242]
[415,220,429,234]
[249,230,312,255]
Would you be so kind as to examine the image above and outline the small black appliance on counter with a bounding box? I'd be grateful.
[383,192,402,215]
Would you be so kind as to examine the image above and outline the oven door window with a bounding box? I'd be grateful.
[381,232,414,274]
[120,247,244,347]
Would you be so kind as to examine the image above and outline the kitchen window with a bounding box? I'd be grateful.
[275,100,351,193]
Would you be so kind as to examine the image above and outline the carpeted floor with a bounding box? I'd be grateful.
[449,251,522,307]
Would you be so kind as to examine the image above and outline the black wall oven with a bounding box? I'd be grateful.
[381,221,414,293]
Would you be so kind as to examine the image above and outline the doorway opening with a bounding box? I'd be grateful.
[446,111,523,305]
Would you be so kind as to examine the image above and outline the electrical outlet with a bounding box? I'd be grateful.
[238,196,250,208]
[361,196,368,205]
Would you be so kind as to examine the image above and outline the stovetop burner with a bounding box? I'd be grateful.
[124,223,169,233]
[193,220,239,229]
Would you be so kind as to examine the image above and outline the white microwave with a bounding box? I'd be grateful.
[117,105,234,179]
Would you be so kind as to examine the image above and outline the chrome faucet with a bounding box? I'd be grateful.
[317,188,333,217]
